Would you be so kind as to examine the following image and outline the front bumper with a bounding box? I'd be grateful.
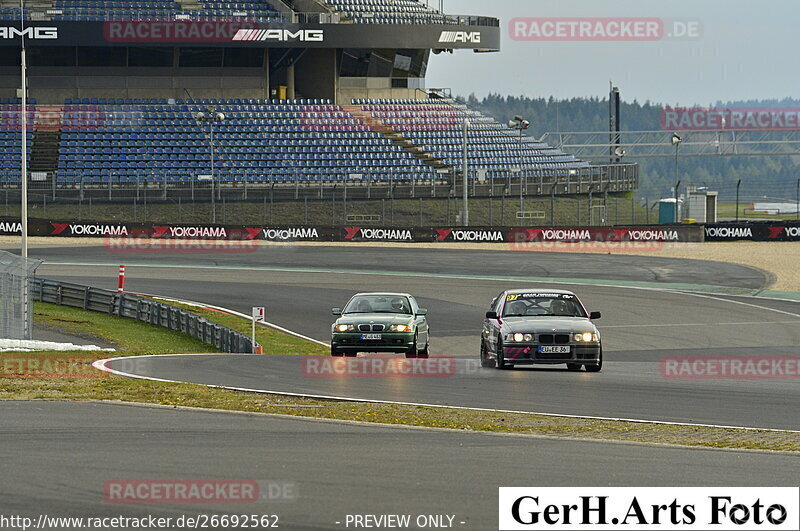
[502,343,600,364]
[332,331,415,353]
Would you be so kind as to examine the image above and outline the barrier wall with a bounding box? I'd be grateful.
[704,222,800,241]
[0,218,706,243]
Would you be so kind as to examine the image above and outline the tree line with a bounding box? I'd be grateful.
[465,94,800,200]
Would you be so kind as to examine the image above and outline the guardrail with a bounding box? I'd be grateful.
[30,278,255,353]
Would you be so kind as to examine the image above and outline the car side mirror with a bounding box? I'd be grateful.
[416,308,428,316]
[590,311,602,320]
[331,308,342,316]
[486,311,498,319]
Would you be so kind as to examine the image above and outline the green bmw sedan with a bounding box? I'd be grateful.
[331,293,430,358]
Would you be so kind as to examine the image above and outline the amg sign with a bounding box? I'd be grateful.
[0,26,58,40]
[232,28,324,42]
[438,31,481,43]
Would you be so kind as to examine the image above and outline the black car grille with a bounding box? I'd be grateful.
[538,334,570,344]
[358,324,385,332]
[537,352,569,360]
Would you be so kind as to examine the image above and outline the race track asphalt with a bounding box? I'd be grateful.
[12,243,800,430]
[3,401,798,530]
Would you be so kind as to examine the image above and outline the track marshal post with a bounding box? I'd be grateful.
[252,306,265,354]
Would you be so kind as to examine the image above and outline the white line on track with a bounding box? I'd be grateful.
[144,293,330,347]
[601,320,800,328]
[92,354,800,434]
[675,291,800,319]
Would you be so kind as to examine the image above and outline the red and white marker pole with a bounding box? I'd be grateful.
[117,265,126,293]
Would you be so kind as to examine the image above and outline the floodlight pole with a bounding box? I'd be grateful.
[672,134,682,223]
[462,118,469,226]
[519,128,524,213]
[20,0,30,338]
[210,121,215,224]
[735,179,742,222]
[508,116,530,217]
[20,0,27,260]
[197,107,223,225]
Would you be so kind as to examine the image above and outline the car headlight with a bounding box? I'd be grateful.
[574,332,598,342]
[508,333,533,342]
[389,324,412,332]
[335,324,355,333]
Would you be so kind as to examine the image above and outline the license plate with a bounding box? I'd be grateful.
[539,345,570,354]
[360,333,382,340]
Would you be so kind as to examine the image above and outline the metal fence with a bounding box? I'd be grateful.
[0,163,639,201]
[30,278,255,353]
[0,251,42,340]
[0,163,641,227]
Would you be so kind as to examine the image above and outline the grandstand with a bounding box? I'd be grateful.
[0,0,637,204]
[321,0,446,24]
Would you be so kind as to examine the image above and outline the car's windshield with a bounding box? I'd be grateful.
[502,293,586,318]
[343,295,412,315]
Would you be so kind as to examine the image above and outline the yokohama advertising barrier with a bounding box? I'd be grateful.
[705,222,800,241]
[0,219,331,241]
[0,219,706,243]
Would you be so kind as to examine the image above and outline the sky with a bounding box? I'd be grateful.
[426,0,800,106]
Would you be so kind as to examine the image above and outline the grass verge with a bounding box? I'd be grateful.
[151,299,329,356]
[3,376,799,453]
[1,302,796,452]
[33,302,218,355]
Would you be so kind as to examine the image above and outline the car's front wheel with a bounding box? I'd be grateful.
[585,348,603,372]
[480,341,496,368]
[418,337,429,359]
[495,340,507,370]
[331,346,343,357]
[406,333,418,359]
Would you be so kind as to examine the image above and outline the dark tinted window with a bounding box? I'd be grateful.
[340,49,393,78]
[129,47,173,67]
[224,48,264,68]
[30,46,76,67]
[368,49,393,77]
[340,49,370,77]
[78,47,126,67]
[502,293,586,318]
[0,47,21,67]
[393,49,429,78]
[179,48,223,67]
